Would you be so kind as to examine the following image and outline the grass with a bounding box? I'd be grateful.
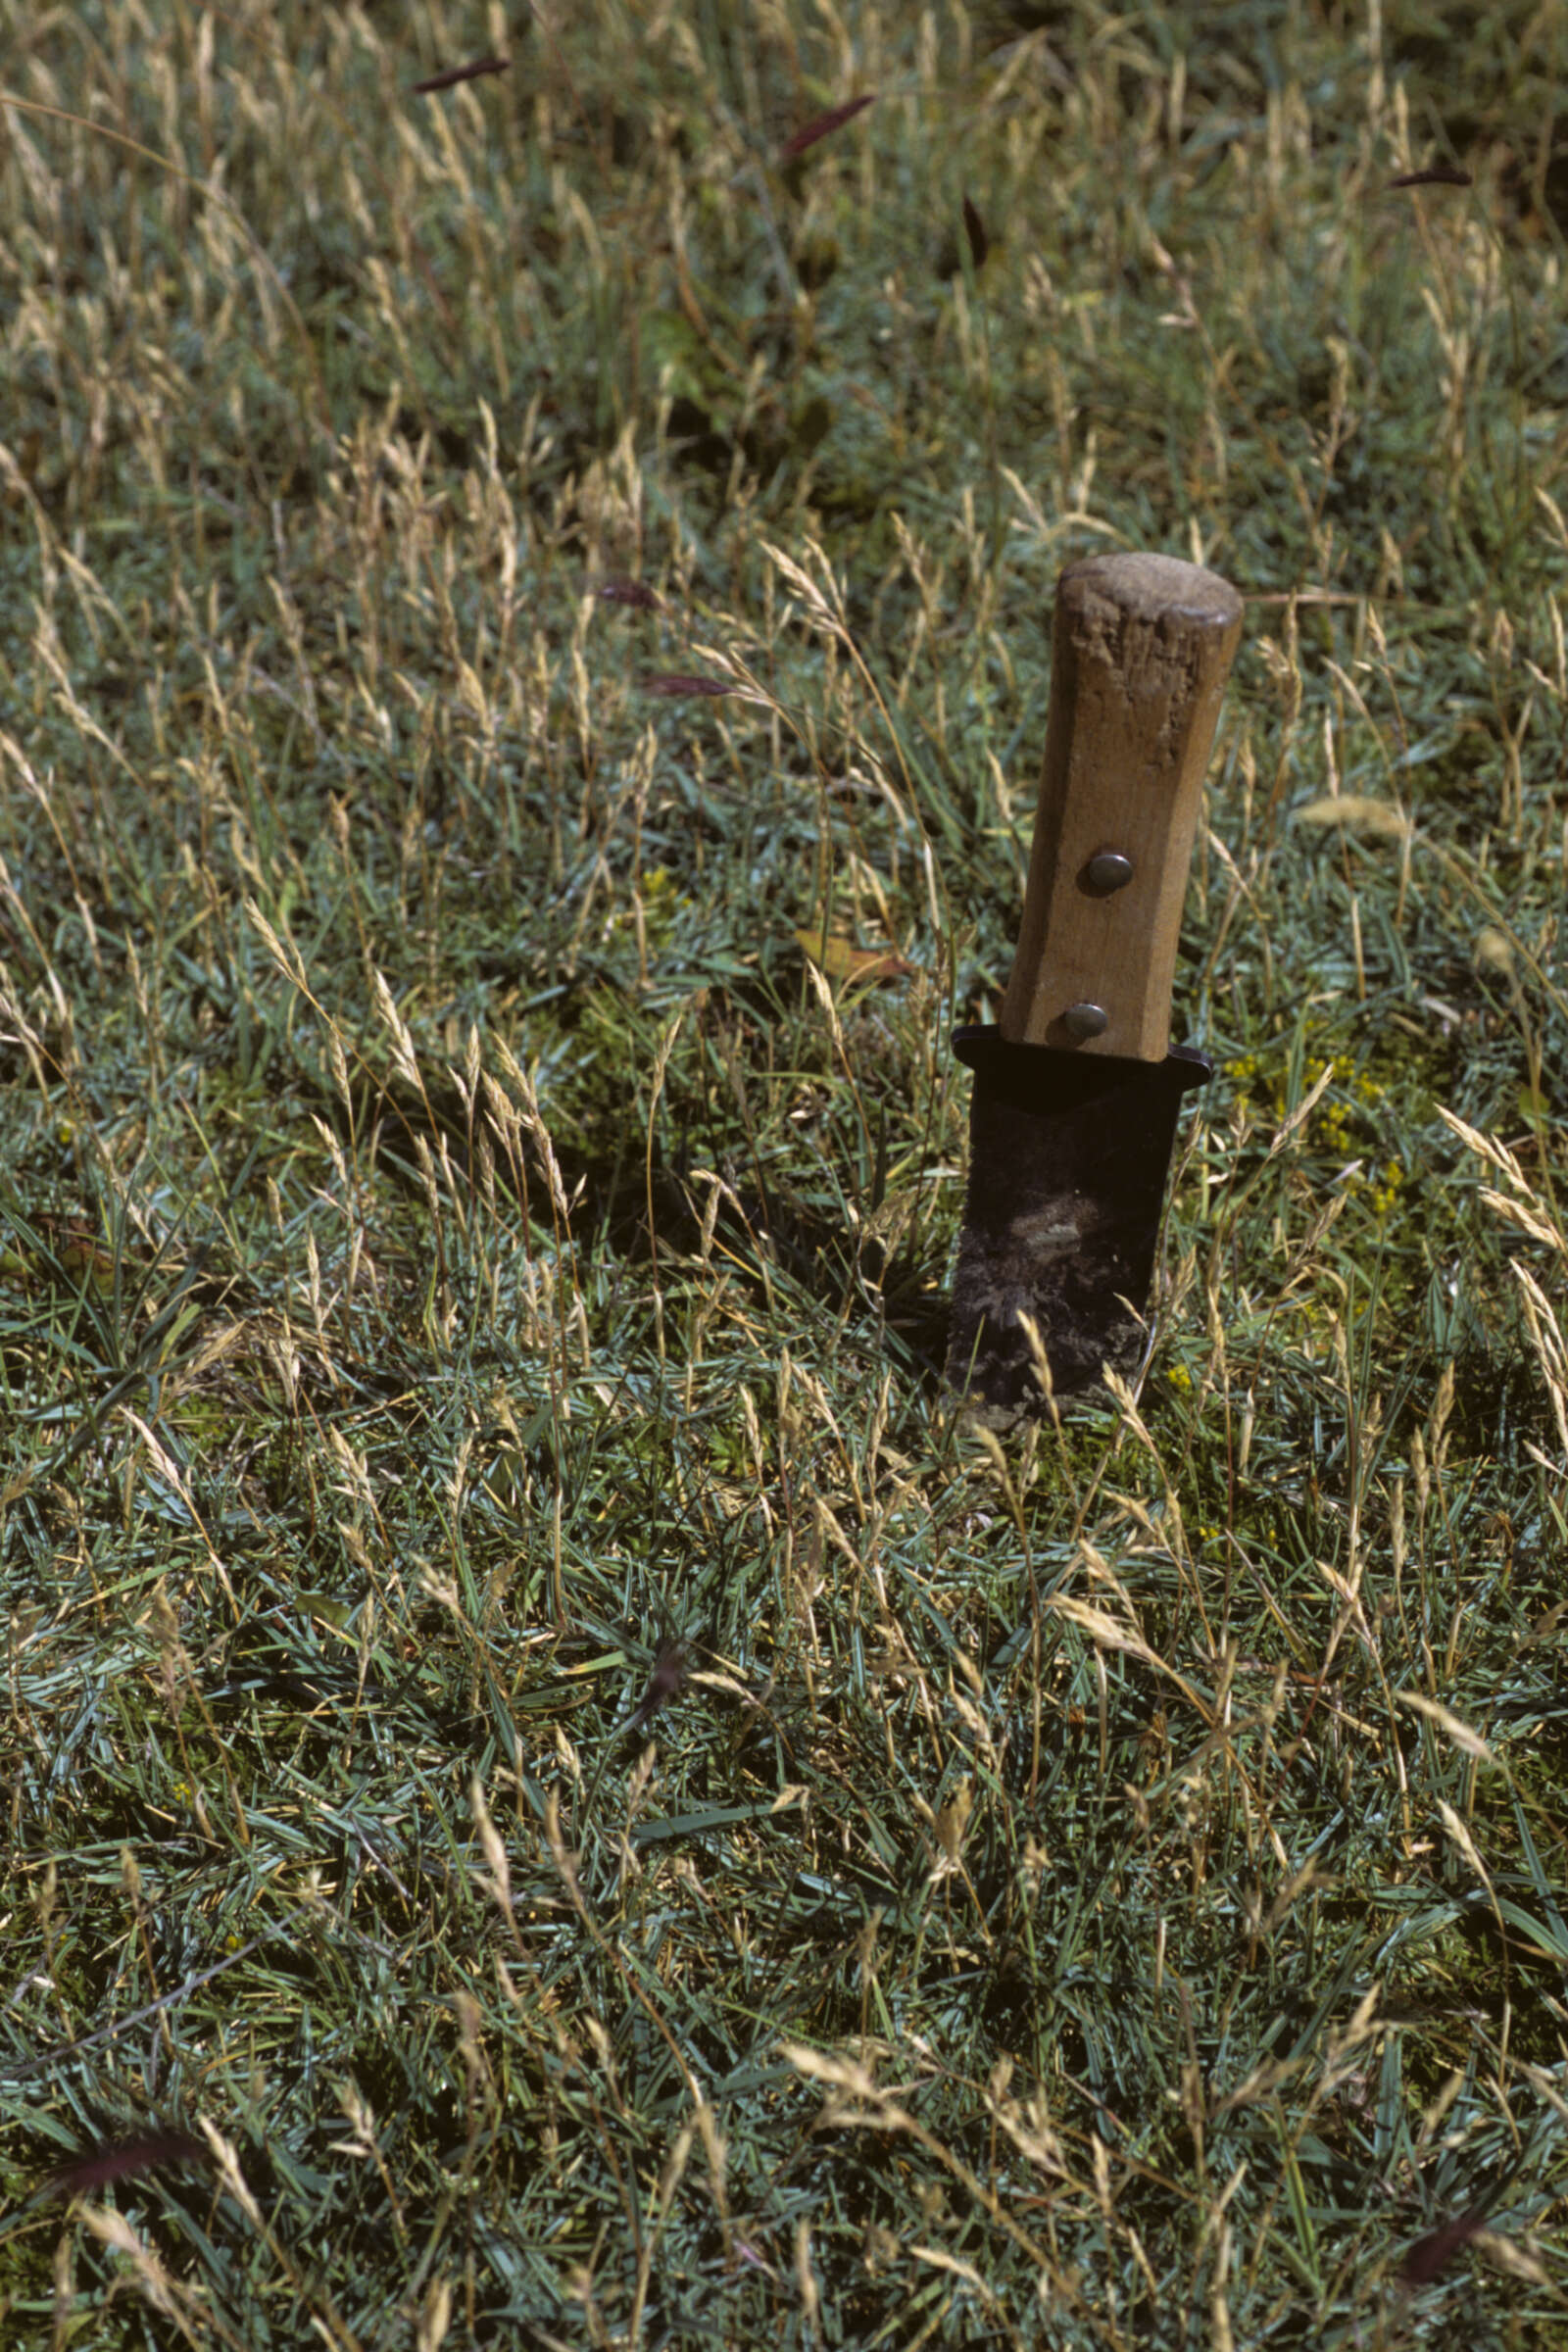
[1,0,1566,2342]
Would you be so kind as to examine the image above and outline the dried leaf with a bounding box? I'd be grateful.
[1293,795,1410,838]
[1399,2205,1488,2286]
[597,578,661,610]
[794,929,912,986]
[412,55,510,95]
[44,2132,207,2200]
[55,1230,117,1289]
[780,94,875,164]
[935,1776,974,1862]
[643,673,732,699]
[1389,166,1471,190]
[625,1642,690,1737]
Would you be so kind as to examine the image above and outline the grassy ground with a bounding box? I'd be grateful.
[2,0,1566,2343]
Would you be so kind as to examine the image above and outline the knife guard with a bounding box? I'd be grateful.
[948,1026,1210,1415]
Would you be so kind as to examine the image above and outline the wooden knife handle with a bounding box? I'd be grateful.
[1001,552,1243,1061]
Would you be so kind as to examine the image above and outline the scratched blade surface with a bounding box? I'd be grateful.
[948,1027,1208,1417]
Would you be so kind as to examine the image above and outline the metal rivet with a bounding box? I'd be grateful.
[1063,1002,1109,1041]
[1085,851,1135,894]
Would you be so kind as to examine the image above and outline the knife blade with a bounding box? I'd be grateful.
[948,551,1243,1419]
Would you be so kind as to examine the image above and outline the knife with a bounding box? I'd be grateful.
[948,551,1244,1420]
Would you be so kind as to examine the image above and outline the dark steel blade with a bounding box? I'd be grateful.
[948,1026,1209,1416]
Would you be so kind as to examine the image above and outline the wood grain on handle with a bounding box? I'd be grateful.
[1001,553,1243,1061]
